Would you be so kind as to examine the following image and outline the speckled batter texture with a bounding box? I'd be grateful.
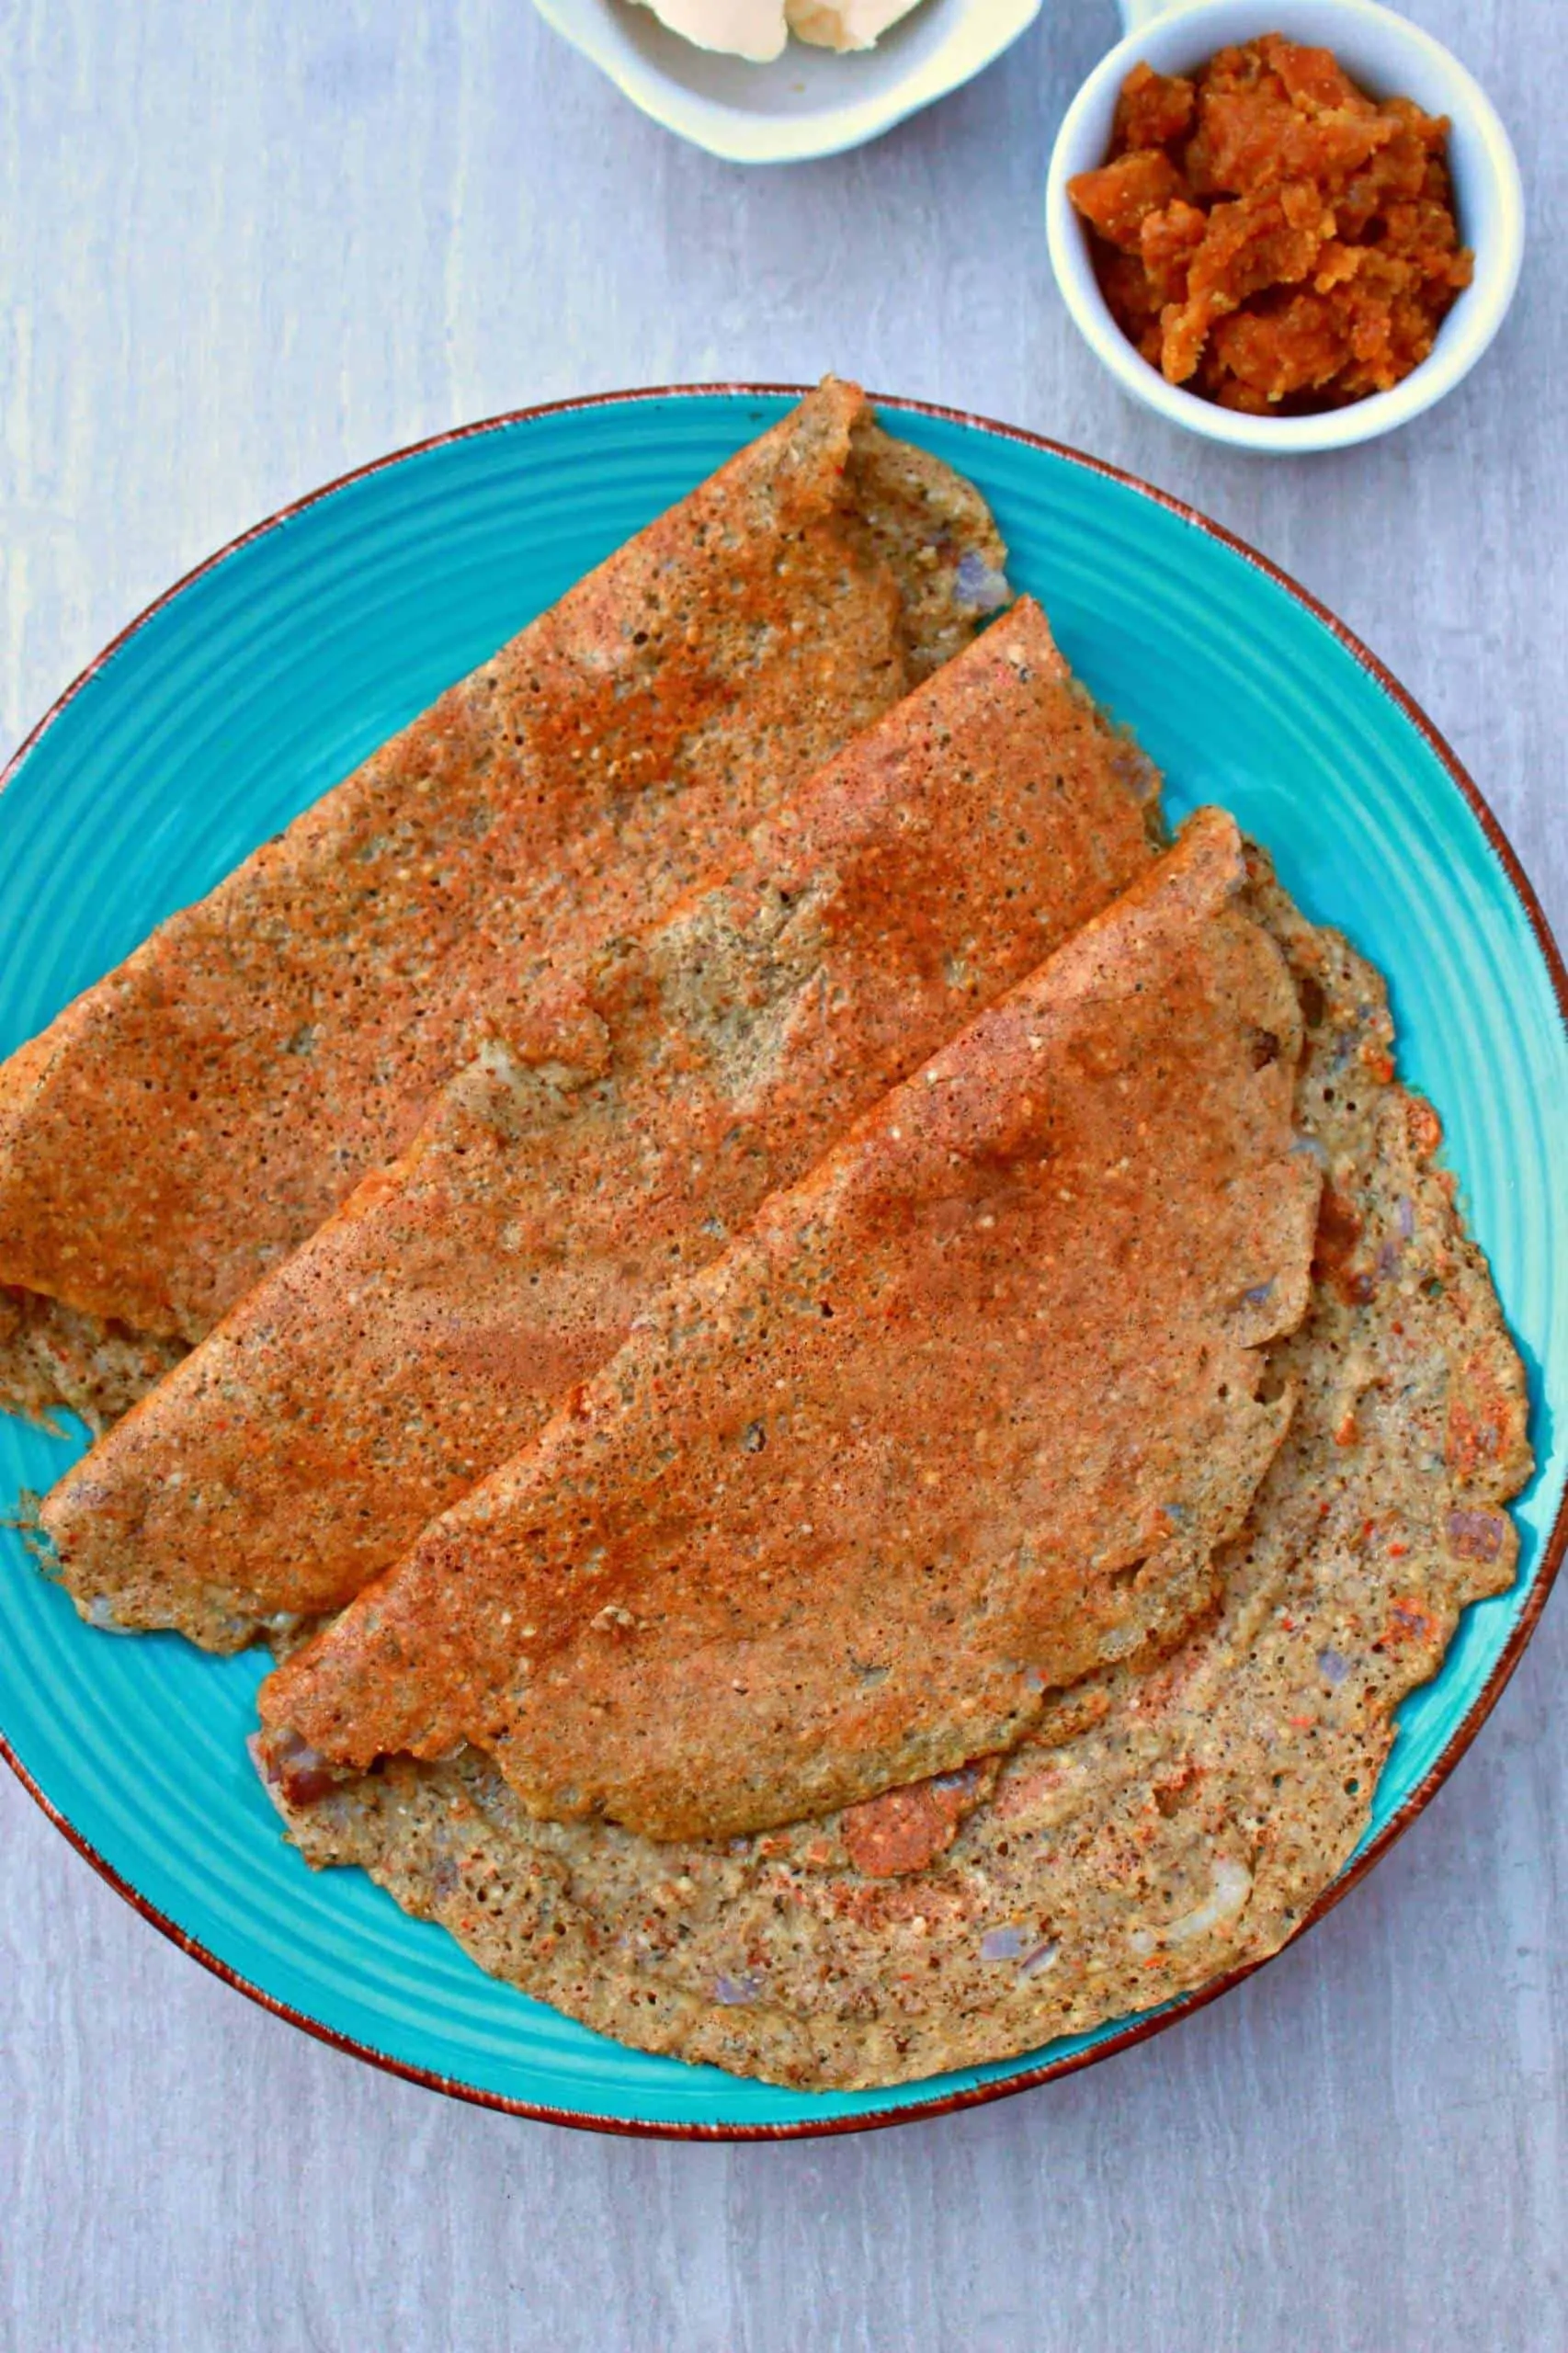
[42,601,1159,1650]
[0,381,1005,1406]
[270,848,1530,2089]
[0,1287,186,1436]
[260,812,1321,1841]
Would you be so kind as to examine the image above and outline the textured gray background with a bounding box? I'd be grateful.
[1,3,1563,2347]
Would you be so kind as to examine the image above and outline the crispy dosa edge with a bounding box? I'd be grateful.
[0,381,1005,1399]
[257,807,1320,1840]
[266,854,1532,2089]
[41,601,1162,1648]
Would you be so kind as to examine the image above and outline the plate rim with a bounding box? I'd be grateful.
[3,381,1564,2142]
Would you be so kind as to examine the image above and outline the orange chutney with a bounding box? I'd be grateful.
[1068,36,1473,414]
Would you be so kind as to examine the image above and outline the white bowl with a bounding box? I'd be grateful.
[1045,0,1525,453]
[532,0,1040,164]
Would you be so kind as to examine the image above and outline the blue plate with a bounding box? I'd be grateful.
[2,391,1564,2137]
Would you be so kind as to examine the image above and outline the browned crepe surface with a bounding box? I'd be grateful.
[268,855,1531,2089]
[0,381,1005,1404]
[42,603,1158,1649]
[260,809,1322,1842]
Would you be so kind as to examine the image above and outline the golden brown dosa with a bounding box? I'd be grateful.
[259,809,1321,1841]
[42,602,1157,1648]
[0,381,1005,1416]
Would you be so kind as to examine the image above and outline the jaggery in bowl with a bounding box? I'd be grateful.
[1045,0,1524,454]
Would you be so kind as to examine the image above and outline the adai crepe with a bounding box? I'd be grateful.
[0,381,1007,1428]
[265,850,1531,2089]
[42,603,1158,1650]
[259,809,1322,1843]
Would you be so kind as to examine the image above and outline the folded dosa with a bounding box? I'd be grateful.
[0,381,1006,1425]
[264,852,1530,2089]
[260,809,1321,1842]
[42,602,1158,1647]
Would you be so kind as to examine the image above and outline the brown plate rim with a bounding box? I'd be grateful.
[2,381,1564,2143]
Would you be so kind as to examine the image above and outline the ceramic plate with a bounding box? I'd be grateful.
[2,390,1563,2138]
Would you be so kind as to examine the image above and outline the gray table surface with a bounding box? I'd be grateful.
[1,4,1563,2347]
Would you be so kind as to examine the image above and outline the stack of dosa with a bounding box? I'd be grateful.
[0,386,1531,2093]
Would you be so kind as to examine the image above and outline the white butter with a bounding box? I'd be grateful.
[628,0,789,62]
[785,0,926,49]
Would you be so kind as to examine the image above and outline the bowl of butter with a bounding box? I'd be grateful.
[531,0,1040,163]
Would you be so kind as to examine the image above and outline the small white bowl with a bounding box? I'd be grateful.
[531,0,1040,165]
[1045,0,1525,453]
